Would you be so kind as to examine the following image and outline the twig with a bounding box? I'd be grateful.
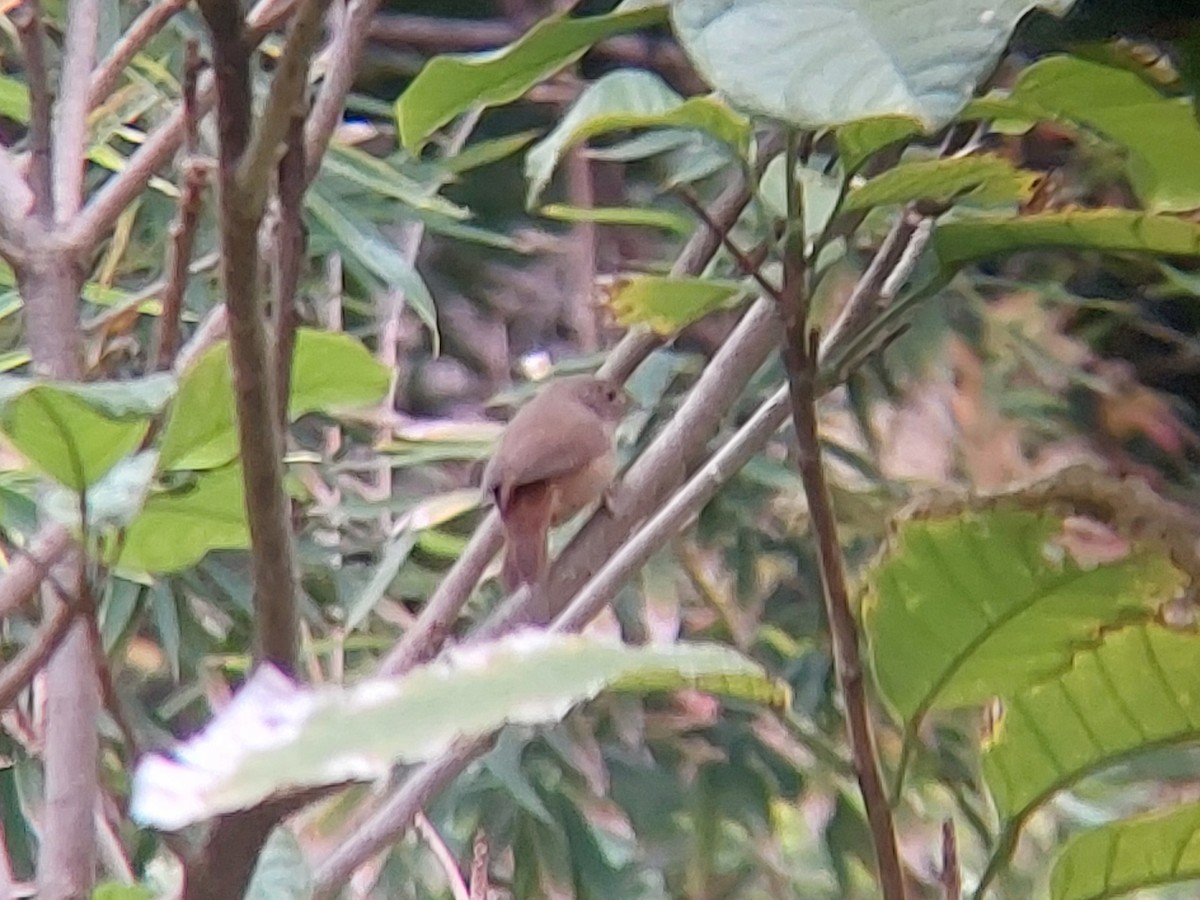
[941,820,961,900]
[198,0,300,672]
[376,174,760,677]
[153,43,209,372]
[51,0,100,223]
[12,0,53,226]
[468,834,488,900]
[773,133,905,899]
[238,0,328,211]
[678,187,782,303]
[414,812,470,900]
[88,0,191,111]
[0,597,74,712]
[274,112,307,422]
[0,526,73,621]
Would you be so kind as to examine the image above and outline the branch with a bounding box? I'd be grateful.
[88,0,190,110]
[415,812,470,900]
[153,43,208,372]
[273,111,307,420]
[774,136,905,899]
[52,0,100,223]
[0,154,33,260]
[198,0,299,672]
[376,173,759,676]
[0,594,74,711]
[940,820,961,900]
[0,525,72,620]
[304,0,385,184]
[238,0,328,210]
[12,0,53,226]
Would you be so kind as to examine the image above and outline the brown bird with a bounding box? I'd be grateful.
[482,375,627,590]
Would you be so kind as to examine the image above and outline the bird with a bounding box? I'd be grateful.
[481,374,627,590]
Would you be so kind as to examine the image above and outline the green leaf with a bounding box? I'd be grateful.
[671,0,1078,130]
[158,330,389,471]
[967,56,1200,212]
[865,508,1185,727]
[306,188,438,346]
[92,884,154,900]
[320,142,468,219]
[934,210,1200,272]
[440,129,540,175]
[44,451,159,530]
[540,203,693,234]
[0,77,31,123]
[984,624,1200,822]
[395,5,667,152]
[844,155,1038,212]
[115,465,249,574]
[760,156,844,239]
[835,116,926,172]
[524,69,749,206]
[245,828,311,900]
[130,633,784,829]
[1050,802,1200,900]
[605,275,745,334]
[0,375,175,490]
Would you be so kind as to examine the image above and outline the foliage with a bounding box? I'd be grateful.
[0,0,1198,897]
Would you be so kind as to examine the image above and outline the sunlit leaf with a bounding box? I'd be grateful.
[844,155,1038,212]
[396,5,667,152]
[1050,802,1200,900]
[984,624,1200,822]
[540,202,693,234]
[671,0,1078,129]
[158,330,389,471]
[116,465,249,574]
[130,632,784,829]
[604,274,745,334]
[0,375,175,490]
[835,116,925,172]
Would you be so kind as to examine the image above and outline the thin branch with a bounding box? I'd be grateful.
[377,174,759,677]
[775,133,904,898]
[678,187,782,303]
[304,0,383,184]
[12,0,53,226]
[238,0,328,210]
[274,112,307,422]
[153,43,209,372]
[468,834,488,900]
[0,526,73,621]
[197,0,299,672]
[0,597,74,711]
[414,812,470,900]
[88,0,190,111]
[52,0,101,223]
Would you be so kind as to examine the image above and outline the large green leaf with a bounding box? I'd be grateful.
[1050,802,1200,900]
[0,375,175,490]
[670,0,1077,129]
[605,274,745,334]
[524,69,749,206]
[835,116,925,172]
[158,330,389,471]
[396,5,667,152]
[984,624,1200,823]
[130,633,783,829]
[966,56,1200,212]
[933,210,1200,271]
[843,155,1038,213]
[114,465,248,574]
[865,508,1184,728]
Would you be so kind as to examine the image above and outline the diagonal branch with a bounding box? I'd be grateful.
[0,593,74,711]
[88,0,191,110]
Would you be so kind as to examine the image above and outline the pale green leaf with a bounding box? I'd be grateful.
[836,116,926,172]
[671,0,1077,129]
[540,202,693,234]
[130,633,783,829]
[844,155,1038,212]
[525,69,749,206]
[396,6,667,152]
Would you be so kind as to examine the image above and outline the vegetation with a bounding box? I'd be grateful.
[0,0,1198,898]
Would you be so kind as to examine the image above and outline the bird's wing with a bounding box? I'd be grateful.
[486,401,611,509]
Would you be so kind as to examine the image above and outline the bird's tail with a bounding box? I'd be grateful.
[500,481,553,591]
